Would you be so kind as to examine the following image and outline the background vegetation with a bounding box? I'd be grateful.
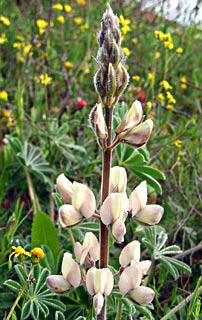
[0,0,201,319]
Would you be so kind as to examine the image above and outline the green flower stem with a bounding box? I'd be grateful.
[24,168,41,214]
[5,265,35,320]
[98,108,113,320]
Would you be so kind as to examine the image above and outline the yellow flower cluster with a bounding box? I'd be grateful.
[159,80,176,110]
[123,47,131,57]
[0,15,10,26]
[39,73,52,86]
[181,76,187,89]
[176,47,183,54]
[64,61,73,70]
[36,19,48,35]
[132,75,140,82]
[0,33,7,44]
[0,90,8,101]
[9,246,45,264]
[154,30,174,50]
[0,109,14,127]
[119,15,131,38]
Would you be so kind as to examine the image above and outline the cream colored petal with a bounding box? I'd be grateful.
[74,242,83,263]
[135,204,164,225]
[112,219,126,243]
[59,204,82,227]
[116,100,143,134]
[129,286,155,305]
[100,193,129,226]
[46,275,71,293]
[93,292,104,315]
[86,267,113,296]
[103,269,114,296]
[86,267,97,295]
[119,240,140,267]
[72,182,96,218]
[62,252,81,288]
[118,264,142,294]
[129,181,147,216]
[135,260,152,275]
[122,119,153,147]
[109,166,127,193]
[86,232,100,262]
[56,173,73,203]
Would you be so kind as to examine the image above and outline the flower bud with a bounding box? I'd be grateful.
[56,173,73,203]
[89,103,108,141]
[115,100,143,134]
[59,204,82,227]
[128,286,155,305]
[93,292,104,315]
[86,267,114,296]
[62,252,81,288]
[115,64,129,98]
[112,219,126,243]
[74,232,99,265]
[119,240,140,267]
[106,63,117,100]
[109,166,127,193]
[135,204,164,225]
[46,275,71,293]
[119,119,153,147]
[94,67,106,102]
[129,181,147,217]
[72,182,96,218]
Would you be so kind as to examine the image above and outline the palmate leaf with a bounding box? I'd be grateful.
[158,256,180,279]
[55,311,66,320]
[135,304,154,320]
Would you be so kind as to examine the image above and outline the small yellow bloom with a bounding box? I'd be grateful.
[154,30,164,41]
[172,139,182,148]
[1,109,11,117]
[132,37,138,44]
[31,247,45,259]
[64,61,73,70]
[119,15,130,26]
[16,54,25,63]
[155,51,161,59]
[40,73,52,86]
[52,3,63,10]
[166,91,176,104]
[164,40,174,50]
[160,80,172,91]
[123,47,131,56]
[77,0,86,4]
[10,246,31,259]
[0,90,8,101]
[121,25,131,36]
[23,44,32,56]
[181,76,187,89]
[16,35,25,42]
[84,67,90,74]
[148,72,155,81]
[39,52,48,59]
[74,17,83,25]
[166,104,174,111]
[64,4,72,13]
[158,93,165,102]
[176,47,183,54]
[13,42,24,50]
[57,15,65,24]
[0,33,7,44]
[0,16,10,26]
[146,101,152,109]
[80,22,89,32]
[132,75,140,81]
[36,19,48,34]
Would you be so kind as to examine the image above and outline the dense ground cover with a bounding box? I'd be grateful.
[0,1,201,319]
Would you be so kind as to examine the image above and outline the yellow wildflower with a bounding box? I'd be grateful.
[80,22,89,32]
[0,16,10,26]
[164,40,174,50]
[166,104,174,111]
[77,0,86,4]
[155,51,161,59]
[146,101,152,109]
[31,247,45,259]
[123,47,131,56]
[84,67,90,74]
[39,52,48,59]
[57,15,65,24]
[158,93,165,102]
[148,72,155,81]
[0,33,7,44]
[40,73,52,86]
[64,61,73,70]
[74,17,83,25]
[160,80,172,91]
[16,35,25,42]
[52,3,63,10]
[13,42,24,50]
[64,4,72,13]
[0,90,8,101]
[166,91,176,104]
[176,47,183,54]
[181,76,187,89]
[36,19,48,34]
[23,44,32,56]
[132,37,138,44]
[172,139,182,148]
[9,246,31,260]
[154,30,164,41]
[132,75,140,81]
[119,15,130,27]
[16,54,25,63]
[1,109,10,117]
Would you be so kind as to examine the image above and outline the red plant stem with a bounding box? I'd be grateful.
[98,107,113,320]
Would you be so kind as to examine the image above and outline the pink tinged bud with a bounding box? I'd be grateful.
[135,204,164,225]
[61,252,81,288]
[120,119,153,147]
[100,193,129,226]
[93,292,104,315]
[116,100,143,134]
[72,182,96,218]
[128,286,155,305]
[46,275,71,293]
[119,240,141,267]
[80,232,100,264]
[129,181,147,217]
[112,219,126,243]
[110,166,127,193]
[118,264,143,295]
[56,173,73,203]
[89,103,108,140]
[59,204,82,227]
[86,267,114,296]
